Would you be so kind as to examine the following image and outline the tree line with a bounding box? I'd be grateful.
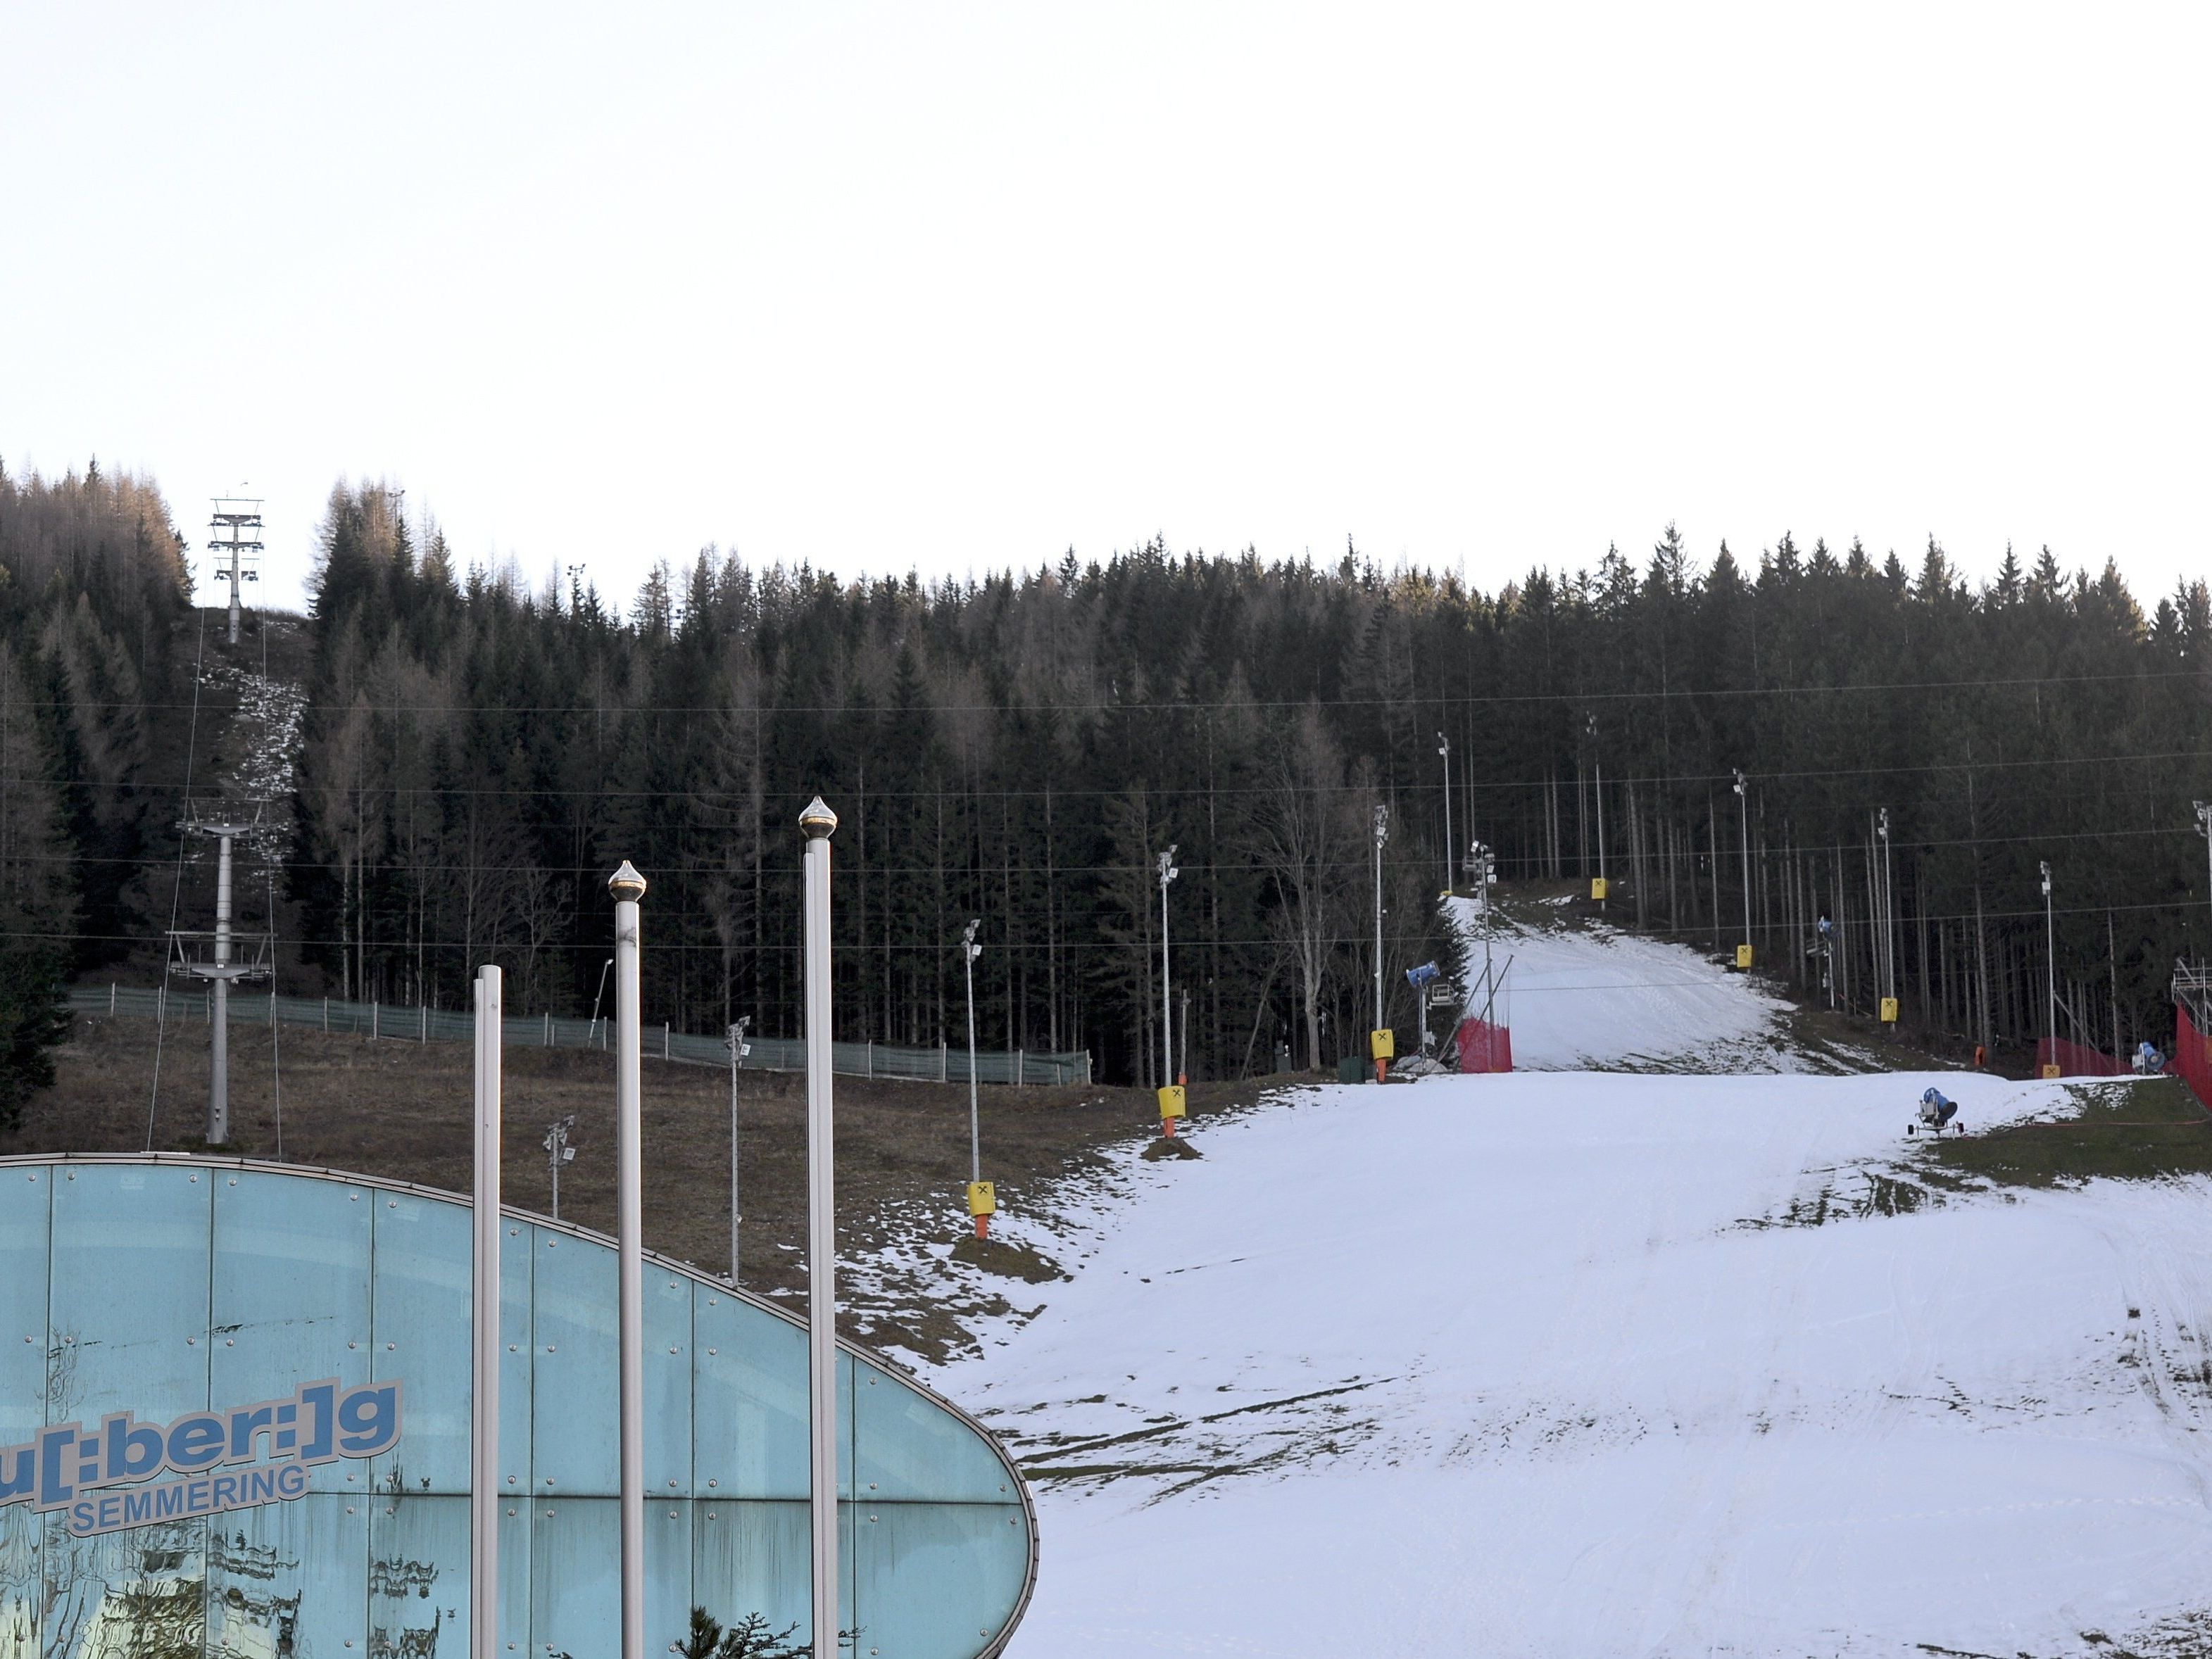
[294,488,2212,1080]
[1,461,2209,1106]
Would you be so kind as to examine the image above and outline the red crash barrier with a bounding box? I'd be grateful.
[2033,1036,2124,1078]
[2178,1002,2212,1113]
[1458,1017,1512,1074]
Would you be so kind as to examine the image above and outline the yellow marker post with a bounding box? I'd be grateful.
[1879,997,1899,1025]
[966,1180,996,1240]
[1590,877,1608,902]
[2040,1063,2063,1080]
[1369,1028,1394,1084]
[1157,1084,1186,1138]
[1735,944,1753,971]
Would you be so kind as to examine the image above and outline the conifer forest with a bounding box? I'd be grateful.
[2,465,2210,1092]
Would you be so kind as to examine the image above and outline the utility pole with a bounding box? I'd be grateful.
[174,810,265,1145]
[1436,731,1453,896]
[798,798,841,1659]
[1157,847,1179,1087]
[607,862,647,1659]
[541,1116,576,1221]
[207,498,262,648]
[724,1018,750,1282]
[2041,860,2057,1076]
[1733,769,1752,968]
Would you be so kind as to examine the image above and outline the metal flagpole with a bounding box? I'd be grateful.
[471,965,502,1659]
[800,798,841,1659]
[608,862,648,1659]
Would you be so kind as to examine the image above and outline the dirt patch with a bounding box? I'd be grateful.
[948,1235,1069,1282]
[11,1014,1282,1358]
[1140,1135,1205,1161]
[1924,1078,2212,1190]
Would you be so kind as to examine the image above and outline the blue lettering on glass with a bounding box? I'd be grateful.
[2,1379,401,1537]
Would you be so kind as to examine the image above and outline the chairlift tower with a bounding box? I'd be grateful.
[168,805,273,1145]
[208,498,263,647]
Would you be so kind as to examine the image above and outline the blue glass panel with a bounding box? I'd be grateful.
[854,1359,1019,1503]
[500,1220,534,1500]
[854,1502,1029,1659]
[646,1268,692,1499]
[691,1293,808,1501]
[531,1233,617,1497]
[48,1166,210,1427]
[207,1492,367,1658]
[42,1512,205,1659]
[213,1171,373,1497]
[529,1498,617,1658]
[0,1506,36,1656]
[370,1491,468,1657]
[689,1499,854,1654]
[371,1189,473,1496]
[0,1168,47,1444]
[499,1501,533,1656]
[646,1497,693,1653]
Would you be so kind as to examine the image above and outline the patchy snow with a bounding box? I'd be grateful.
[1443,895,1856,1073]
[929,1072,2212,1658]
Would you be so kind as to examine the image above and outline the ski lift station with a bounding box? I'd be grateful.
[0,1154,1036,1658]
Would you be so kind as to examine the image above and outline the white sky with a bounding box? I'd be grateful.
[5,3,2207,616]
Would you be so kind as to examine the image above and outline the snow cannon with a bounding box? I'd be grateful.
[1157,1085,1186,1139]
[967,1180,996,1241]
[1369,1027,1395,1084]
[1908,1087,1961,1137]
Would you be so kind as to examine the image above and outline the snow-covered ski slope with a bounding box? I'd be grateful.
[1444,894,1861,1073]
[944,1073,2212,1656]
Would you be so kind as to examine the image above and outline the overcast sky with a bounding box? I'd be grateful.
[5,3,2206,616]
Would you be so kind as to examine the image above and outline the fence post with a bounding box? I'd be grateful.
[372,1001,379,1041]
[323,997,329,1033]
[662,1021,670,1061]
[941,1042,948,1083]
[543,1012,551,1048]
[422,1004,428,1045]
[866,1040,874,1080]
[109,983,115,1015]
[1017,1047,1024,1087]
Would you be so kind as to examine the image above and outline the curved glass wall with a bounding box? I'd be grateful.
[0,1155,1035,1659]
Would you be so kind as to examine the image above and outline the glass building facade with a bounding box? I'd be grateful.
[0,1154,1035,1658]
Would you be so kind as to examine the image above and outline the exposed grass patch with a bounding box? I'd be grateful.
[1925,1078,2212,1190]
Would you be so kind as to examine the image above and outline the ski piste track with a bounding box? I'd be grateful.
[922,926,2212,1658]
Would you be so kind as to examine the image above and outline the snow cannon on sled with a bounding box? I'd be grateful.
[1906,1087,1963,1137]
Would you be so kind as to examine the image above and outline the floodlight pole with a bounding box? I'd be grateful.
[1157,849,1179,1087]
[1372,806,1389,1031]
[2042,860,2056,1068]
[2195,802,2212,961]
[1878,807,1895,1004]
[1733,769,1751,964]
[1589,716,1606,913]
[962,921,981,1180]
[799,797,841,1659]
[1437,732,1452,895]
[470,964,502,1659]
[608,861,648,1659]
[726,1017,750,1285]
